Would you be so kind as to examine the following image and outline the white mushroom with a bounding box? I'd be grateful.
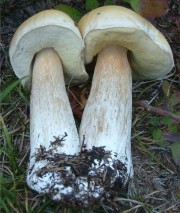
[78,5,174,197]
[9,10,88,201]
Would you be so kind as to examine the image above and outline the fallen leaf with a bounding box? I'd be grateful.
[171,142,180,167]
[79,87,90,109]
[128,0,169,18]
[68,85,90,119]
[164,133,180,142]
[169,91,180,107]
[162,80,171,98]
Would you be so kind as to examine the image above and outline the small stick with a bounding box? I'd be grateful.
[134,100,180,123]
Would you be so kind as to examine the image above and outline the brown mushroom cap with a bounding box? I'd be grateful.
[9,9,88,88]
[78,6,174,80]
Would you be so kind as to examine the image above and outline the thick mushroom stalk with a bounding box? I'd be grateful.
[80,45,133,187]
[77,5,174,202]
[9,10,90,203]
[27,48,80,199]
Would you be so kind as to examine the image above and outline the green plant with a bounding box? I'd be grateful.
[54,0,115,22]
[0,0,6,5]
[0,79,22,102]
[149,80,180,167]
[54,0,169,22]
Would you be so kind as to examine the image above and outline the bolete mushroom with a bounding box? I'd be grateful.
[77,5,174,197]
[9,10,88,201]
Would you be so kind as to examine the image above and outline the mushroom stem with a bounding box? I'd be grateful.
[30,48,79,155]
[80,45,133,181]
[27,48,80,197]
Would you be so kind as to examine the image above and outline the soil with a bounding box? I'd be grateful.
[29,140,128,208]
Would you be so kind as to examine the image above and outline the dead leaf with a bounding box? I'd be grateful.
[171,142,180,167]
[129,0,169,18]
[67,85,90,118]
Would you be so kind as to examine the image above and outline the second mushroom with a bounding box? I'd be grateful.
[78,5,174,197]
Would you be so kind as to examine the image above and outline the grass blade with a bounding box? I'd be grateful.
[0,114,18,171]
[1,78,21,102]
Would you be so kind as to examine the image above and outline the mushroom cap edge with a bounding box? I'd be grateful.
[78,6,174,80]
[9,9,88,88]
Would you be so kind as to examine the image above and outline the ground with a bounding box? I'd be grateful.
[0,0,180,212]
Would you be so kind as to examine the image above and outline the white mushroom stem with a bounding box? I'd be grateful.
[30,48,79,155]
[27,48,80,196]
[80,45,133,180]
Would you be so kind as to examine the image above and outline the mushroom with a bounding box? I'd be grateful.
[77,5,174,197]
[9,10,88,201]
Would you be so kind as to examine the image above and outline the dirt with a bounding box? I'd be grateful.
[28,134,128,209]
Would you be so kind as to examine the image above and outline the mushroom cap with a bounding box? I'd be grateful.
[9,9,88,88]
[78,6,174,80]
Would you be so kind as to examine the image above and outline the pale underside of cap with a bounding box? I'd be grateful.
[9,9,88,87]
[78,6,174,80]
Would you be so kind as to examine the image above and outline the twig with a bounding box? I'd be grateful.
[134,100,180,123]
[121,204,144,213]
[114,197,144,205]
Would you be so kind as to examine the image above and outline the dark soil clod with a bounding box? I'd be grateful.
[27,138,129,208]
